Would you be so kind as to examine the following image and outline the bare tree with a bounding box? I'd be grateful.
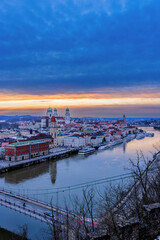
[71,187,98,239]
[97,151,160,239]
[43,200,64,240]
[44,151,160,240]
[44,187,98,240]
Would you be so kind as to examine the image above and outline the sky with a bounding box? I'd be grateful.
[0,0,160,117]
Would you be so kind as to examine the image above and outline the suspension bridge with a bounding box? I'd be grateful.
[1,158,160,224]
[0,172,134,224]
[0,188,70,224]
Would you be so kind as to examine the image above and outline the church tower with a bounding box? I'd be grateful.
[65,108,70,124]
[50,116,58,147]
[46,107,53,119]
[54,108,58,117]
[123,114,126,123]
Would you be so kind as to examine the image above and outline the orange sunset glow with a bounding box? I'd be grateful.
[0,92,160,117]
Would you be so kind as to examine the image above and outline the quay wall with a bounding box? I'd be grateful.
[0,149,78,174]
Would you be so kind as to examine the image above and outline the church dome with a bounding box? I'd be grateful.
[51,116,56,123]
[66,108,69,112]
[47,107,52,113]
[54,108,57,111]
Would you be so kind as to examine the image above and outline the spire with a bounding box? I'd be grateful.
[123,114,126,123]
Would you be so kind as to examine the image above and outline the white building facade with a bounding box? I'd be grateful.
[64,136,85,148]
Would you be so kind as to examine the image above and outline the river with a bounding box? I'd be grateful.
[0,127,159,239]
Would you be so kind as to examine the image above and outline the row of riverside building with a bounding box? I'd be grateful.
[4,109,60,162]
[5,139,49,161]
[4,111,138,162]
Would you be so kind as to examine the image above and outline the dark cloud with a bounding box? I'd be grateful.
[0,0,160,94]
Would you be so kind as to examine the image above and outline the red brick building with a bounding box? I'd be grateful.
[5,139,49,161]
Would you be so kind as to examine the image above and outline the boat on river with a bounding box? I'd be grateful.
[146,132,154,137]
[124,134,136,142]
[154,126,160,130]
[78,147,95,155]
[98,143,111,150]
[110,139,123,146]
[136,133,145,140]
[99,139,123,150]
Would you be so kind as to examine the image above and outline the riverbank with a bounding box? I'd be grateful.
[0,132,153,174]
[0,147,78,174]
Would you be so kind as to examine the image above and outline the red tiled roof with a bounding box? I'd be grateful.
[51,116,56,123]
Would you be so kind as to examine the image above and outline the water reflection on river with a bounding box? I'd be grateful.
[0,127,160,239]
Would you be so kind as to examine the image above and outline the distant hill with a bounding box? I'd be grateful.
[80,117,160,121]
[0,115,41,122]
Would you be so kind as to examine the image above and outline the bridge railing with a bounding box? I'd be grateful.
[0,188,77,217]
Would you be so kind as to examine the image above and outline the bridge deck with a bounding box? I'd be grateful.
[0,189,76,224]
